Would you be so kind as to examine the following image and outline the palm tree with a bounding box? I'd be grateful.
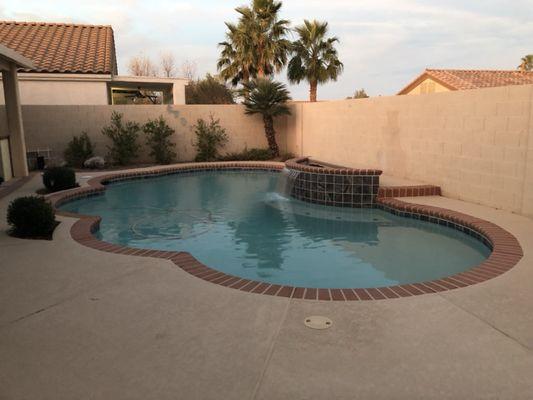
[518,55,533,71]
[217,22,256,86]
[287,20,343,102]
[217,0,290,85]
[242,79,291,156]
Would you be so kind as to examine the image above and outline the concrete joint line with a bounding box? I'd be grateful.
[250,297,292,400]
[1,265,147,330]
[438,293,531,352]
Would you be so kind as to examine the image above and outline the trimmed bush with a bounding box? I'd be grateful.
[194,115,228,162]
[143,116,176,164]
[7,196,56,238]
[43,166,77,192]
[102,112,141,165]
[64,132,94,168]
[186,74,235,104]
[218,148,273,161]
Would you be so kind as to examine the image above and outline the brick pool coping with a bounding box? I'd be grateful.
[286,157,383,176]
[48,162,523,301]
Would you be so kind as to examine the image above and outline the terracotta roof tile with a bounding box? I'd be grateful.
[0,21,117,74]
[398,69,533,94]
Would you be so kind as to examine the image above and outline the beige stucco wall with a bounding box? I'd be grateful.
[0,79,109,105]
[14,104,287,164]
[290,84,533,217]
[0,75,189,105]
[1,84,532,217]
[404,77,450,95]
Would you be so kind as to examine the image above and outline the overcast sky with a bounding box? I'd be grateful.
[1,0,532,99]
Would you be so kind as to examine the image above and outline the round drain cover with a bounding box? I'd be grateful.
[304,316,333,330]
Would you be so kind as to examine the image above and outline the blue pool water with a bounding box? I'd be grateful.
[61,170,490,288]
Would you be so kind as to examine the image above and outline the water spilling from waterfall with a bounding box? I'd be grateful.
[276,167,299,198]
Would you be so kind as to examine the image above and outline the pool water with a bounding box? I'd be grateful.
[61,170,490,288]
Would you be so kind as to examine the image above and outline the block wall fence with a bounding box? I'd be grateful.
[0,84,532,217]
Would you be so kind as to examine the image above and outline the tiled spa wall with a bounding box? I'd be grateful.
[285,158,382,207]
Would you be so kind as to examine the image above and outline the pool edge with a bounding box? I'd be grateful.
[48,162,524,301]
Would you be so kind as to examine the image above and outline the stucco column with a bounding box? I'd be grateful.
[2,63,28,177]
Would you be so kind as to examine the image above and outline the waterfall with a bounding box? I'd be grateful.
[276,167,299,198]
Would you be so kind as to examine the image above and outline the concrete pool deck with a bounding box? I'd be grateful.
[1,172,533,399]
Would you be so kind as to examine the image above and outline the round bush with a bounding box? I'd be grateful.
[7,196,56,238]
[42,167,76,192]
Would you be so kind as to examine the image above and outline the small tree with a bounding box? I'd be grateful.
[518,55,533,71]
[180,60,198,81]
[143,116,177,164]
[194,115,229,162]
[64,132,94,168]
[347,89,369,99]
[242,78,291,157]
[128,54,158,76]
[186,74,235,104]
[160,52,176,77]
[102,112,141,165]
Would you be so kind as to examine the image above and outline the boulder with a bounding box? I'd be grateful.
[83,156,105,169]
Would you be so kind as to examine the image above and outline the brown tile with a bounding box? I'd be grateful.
[330,289,345,301]
[277,286,294,298]
[354,289,372,300]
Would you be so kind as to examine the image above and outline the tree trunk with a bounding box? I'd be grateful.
[309,81,318,102]
[263,115,279,157]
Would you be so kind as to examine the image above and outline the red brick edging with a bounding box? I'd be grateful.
[286,157,383,176]
[49,162,523,301]
[378,185,442,198]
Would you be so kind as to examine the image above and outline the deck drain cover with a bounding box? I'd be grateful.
[304,316,332,330]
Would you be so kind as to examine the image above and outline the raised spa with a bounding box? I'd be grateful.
[60,169,490,289]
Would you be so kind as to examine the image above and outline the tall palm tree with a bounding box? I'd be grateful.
[242,79,291,156]
[217,0,290,85]
[287,20,343,102]
[218,22,256,85]
[518,55,533,71]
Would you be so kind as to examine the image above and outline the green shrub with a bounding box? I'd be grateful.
[64,132,94,168]
[218,148,274,161]
[102,112,141,165]
[186,74,235,104]
[194,115,228,162]
[42,166,77,192]
[143,116,177,164]
[7,196,56,238]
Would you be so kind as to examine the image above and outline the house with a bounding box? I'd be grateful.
[0,21,188,105]
[0,44,33,181]
[398,69,533,95]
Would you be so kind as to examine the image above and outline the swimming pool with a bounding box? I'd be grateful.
[60,170,491,289]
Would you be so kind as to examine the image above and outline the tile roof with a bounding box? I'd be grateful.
[0,21,117,74]
[398,69,533,94]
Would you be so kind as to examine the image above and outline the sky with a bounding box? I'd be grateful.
[1,0,532,100]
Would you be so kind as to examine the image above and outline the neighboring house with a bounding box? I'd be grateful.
[0,21,187,105]
[398,69,533,95]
